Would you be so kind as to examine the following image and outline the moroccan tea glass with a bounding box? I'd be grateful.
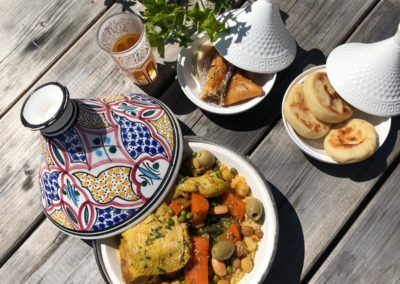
[97,13,158,85]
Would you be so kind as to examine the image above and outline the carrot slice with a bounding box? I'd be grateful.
[222,192,245,221]
[169,198,191,216]
[225,223,241,244]
[184,236,209,284]
[191,193,209,225]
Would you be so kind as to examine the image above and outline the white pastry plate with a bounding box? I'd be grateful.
[281,65,392,164]
[177,33,277,115]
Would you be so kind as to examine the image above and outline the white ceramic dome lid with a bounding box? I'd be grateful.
[326,24,400,117]
[214,0,297,74]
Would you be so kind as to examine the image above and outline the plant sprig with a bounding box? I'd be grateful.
[143,0,230,57]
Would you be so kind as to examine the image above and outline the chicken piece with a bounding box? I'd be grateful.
[119,204,191,283]
[174,172,228,198]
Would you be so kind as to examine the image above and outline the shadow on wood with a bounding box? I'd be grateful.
[264,180,304,284]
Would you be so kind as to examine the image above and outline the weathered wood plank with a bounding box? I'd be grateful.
[309,164,400,284]
[0,2,179,264]
[0,221,103,283]
[254,1,400,282]
[0,0,112,117]
[257,119,400,283]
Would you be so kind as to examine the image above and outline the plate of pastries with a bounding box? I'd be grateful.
[282,65,392,164]
[177,33,277,115]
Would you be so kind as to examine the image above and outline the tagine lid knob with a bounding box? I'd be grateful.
[21,83,183,239]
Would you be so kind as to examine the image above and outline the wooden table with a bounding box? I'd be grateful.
[0,0,399,283]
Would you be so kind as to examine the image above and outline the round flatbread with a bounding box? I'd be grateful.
[283,83,331,139]
[303,71,353,123]
[324,118,378,164]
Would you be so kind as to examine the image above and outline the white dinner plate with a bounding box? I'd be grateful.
[177,33,277,115]
[94,136,278,284]
[281,65,392,164]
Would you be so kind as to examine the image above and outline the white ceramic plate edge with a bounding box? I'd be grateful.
[177,33,277,115]
[281,65,392,164]
[94,136,279,284]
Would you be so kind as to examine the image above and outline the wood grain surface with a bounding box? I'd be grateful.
[310,164,400,284]
[0,0,111,117]
[0,1,179,265]
[0,0,399,283]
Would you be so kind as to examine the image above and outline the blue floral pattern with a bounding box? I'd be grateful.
[92,207,137,231]
[112,112,166,159]
[57,128,87,163]
[43,171,61,206]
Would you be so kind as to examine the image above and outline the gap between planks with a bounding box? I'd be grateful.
[301,153,400,283]
[0,1,117,121]
[0,213,46,268]
[0,1,118,268]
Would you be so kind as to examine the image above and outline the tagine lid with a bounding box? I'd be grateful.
[21,83,183,239]
[214,0,297,74]
[326,24,400,117]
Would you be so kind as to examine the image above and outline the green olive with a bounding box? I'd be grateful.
[211,241,235,261]
[245,198,263,221]
[194,150,215,169]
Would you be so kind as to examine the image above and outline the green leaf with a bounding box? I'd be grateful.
[143,0,229,57]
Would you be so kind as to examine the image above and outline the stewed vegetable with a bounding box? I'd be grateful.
[212,241,235,261]
[245,198,263,221]
[119,148,264,284]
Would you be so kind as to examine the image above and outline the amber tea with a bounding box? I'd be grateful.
[97,13,158,85]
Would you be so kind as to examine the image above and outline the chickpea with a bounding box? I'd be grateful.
[212,258,227,276]
[241,257,253,273]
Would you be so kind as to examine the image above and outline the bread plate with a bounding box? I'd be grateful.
[94,136,278,284]
[281,65,392,164]
[177,33,277,115]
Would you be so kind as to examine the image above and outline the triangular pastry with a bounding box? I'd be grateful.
[224,71,264,106]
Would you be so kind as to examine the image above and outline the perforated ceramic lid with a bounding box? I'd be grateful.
[214,0,296,73]
[21,84,183,239]
[326,24,400,117]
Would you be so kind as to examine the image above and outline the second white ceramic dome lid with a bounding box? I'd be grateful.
[214,0,297,74]
[326,24,400,117]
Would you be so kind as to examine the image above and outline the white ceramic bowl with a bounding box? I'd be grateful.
[281,65,392,164]
[94,137,278,284]
[177,33,277,115]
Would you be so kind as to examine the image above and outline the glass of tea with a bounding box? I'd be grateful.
[97,13,158,85]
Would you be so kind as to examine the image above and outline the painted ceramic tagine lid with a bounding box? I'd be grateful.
[326,24,400,117]
[21,83,183,239]
[214,0,297,73]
